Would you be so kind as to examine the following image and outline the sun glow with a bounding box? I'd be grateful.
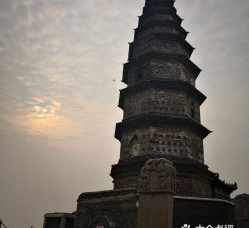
[22,97,73,137]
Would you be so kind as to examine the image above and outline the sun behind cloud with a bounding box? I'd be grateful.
[16,96,77,138]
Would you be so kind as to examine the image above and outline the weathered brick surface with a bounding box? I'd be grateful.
[125,59,196,86]
[140,14,175,28]
[136,26,183,40]
[131,38,189,60]
[150,59,195,85]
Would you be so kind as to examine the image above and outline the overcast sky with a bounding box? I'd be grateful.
[0,0,249,228]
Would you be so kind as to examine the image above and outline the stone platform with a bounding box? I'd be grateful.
[74,189,235,228]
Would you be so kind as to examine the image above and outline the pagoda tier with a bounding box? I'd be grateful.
[128,34,194,60]
[118,79,206,121]
[115,0,209,164]
[115,114,209,163]
[122,53,201,85]
[110,155,237,199]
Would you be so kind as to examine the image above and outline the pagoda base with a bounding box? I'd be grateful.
[74,189,235,228]
[111,155,237,200]
[43,156,238,228]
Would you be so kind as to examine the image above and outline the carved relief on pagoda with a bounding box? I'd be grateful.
[120,127,204,163]
[124,89,186,118]
[149,59,195,85]
[120,130,150,160]
[124,59,196,86]
[138,158,176,193]
[148,127,204,163]
[132,39,189,60]
[123,88,200,122]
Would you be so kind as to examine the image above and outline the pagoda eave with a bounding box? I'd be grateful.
[142,7,178,18]
[130,33,194,58]
[161,33,195,56]
[139,11,183,27]
[122,53,201,84]
[115,113,211,141]
[118,79,206,109]
[134,22,188,40]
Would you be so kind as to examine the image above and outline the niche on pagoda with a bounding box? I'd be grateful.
[122,88,201,122]
[120,126,204,163]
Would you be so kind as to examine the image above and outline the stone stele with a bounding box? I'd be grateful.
[137,158,176,228]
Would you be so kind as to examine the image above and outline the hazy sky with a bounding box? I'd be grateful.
[0,0,249,228]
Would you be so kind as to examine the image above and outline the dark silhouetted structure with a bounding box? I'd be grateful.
[234,194,249,228]
[43,213,75,228]
[43,0,248,227]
